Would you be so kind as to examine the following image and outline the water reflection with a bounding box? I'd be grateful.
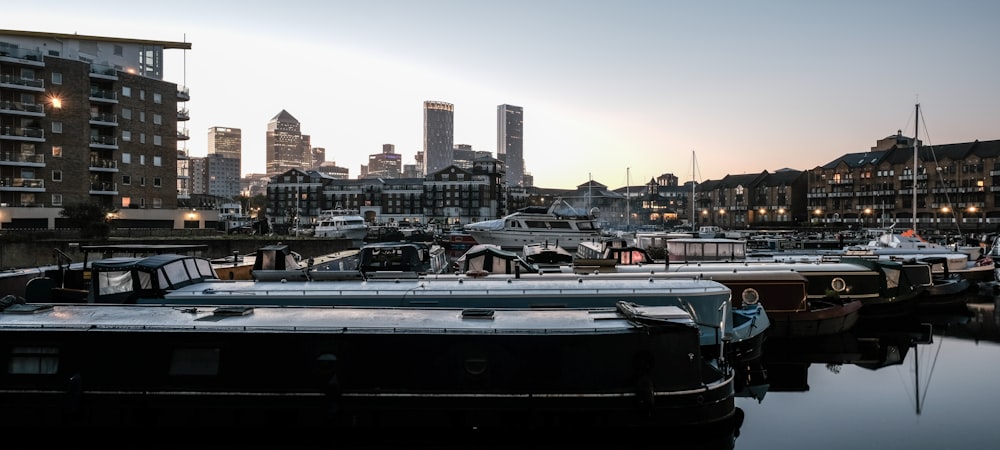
[734,289,1000,450]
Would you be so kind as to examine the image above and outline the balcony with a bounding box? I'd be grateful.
[177,86,190,101]
[0,100,44,116]
[0,152,44,166]
[0,177,45,191]
[89,182,118,195]
[177,129,190,141]
[177,149,189,159]
[0,49,44,66]
[0,74,45,92]
[89,113,118,126]
[177,108,190,121]
[0,126,44,142]
[89,135,118,149]
[89,64,119,80]
[89,88,119,104]
[89,159,119,172]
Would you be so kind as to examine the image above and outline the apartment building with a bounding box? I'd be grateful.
[0,29,192,228]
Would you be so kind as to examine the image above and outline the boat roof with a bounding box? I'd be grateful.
[0,302,694,334]
[158,274,731,304]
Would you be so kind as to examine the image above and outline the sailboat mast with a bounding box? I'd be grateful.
[691,151,696,229]
[626,167,630,230]
[913,103,919,228]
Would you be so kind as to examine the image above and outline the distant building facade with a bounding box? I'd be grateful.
[361,144,402,178]
[422,101,454,175]
[497,104,524,187]
[265,109,310,176]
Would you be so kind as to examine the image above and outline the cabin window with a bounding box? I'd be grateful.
[8,346,59,374]
[97,270,134,296]
[549,221,571,229]
[169,348,220,376]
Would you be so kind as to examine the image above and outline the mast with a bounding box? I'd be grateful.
[691,151,697,229]
[912,103,919,229]
[626,167,630,230]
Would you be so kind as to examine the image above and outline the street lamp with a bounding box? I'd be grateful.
[863,208,872,228]
[968,206,980,234]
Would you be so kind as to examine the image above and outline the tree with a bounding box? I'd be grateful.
[60,203,116,239]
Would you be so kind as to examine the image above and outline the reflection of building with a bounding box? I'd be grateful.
[0,29,189,212]
[422,101,453,175]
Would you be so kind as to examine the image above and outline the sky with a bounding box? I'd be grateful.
[6,1,1000,190]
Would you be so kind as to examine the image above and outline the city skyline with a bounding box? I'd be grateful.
[9,0,1000,189]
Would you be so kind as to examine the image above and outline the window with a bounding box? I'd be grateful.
[153,156,162,166]
[8,346,59,375]
[51,146,62,158]
[51,170,62,182]
[153,135,162,146]
[121,108,131,120]
[122,130,131,142]
[121,153,131,164]
[52,194,62,206]
[140,176,146,186]
[153,92,162,104]
[121,197,131,208]
[140,133,146,144]
[122,86,131,97]
[114,45,123,56]
[153,177,162,187]
[51,72,62,85]
[122,175,131,185]
[139,155,145,165]
[152,198,162,209]
[153,113,162,125]
[139,111,145,122]
[139,90,145,101]
[51,122,62,133]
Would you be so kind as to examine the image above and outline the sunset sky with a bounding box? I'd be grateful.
[8,0,1000,189]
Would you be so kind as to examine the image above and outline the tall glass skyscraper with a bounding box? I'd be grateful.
[423,101,454,175]
[497,104,524,186]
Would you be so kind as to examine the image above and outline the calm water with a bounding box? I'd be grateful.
[733,287,1000,450]
[328,284,1000,450]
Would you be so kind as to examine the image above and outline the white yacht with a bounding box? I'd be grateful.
[463,199,604,251]
[313,209,368,240]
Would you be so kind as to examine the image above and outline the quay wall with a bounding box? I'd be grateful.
[0,234,355,271]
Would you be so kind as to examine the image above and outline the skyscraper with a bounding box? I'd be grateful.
[497,104,524,186]
[423,101,454,175]
[266,110,310,176]
[208,127,242,160]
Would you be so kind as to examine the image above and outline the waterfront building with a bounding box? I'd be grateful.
[0,29,189,222]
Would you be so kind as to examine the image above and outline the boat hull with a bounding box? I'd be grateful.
[0,302,735,429]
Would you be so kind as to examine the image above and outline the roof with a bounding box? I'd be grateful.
[0,29,191,50]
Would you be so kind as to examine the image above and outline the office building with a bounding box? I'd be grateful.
[265,109,310,176]
[497,104,524,187]
[422,101,453,175]
[361,144,402,178]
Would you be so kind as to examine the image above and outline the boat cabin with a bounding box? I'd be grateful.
[667,238,747,263]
